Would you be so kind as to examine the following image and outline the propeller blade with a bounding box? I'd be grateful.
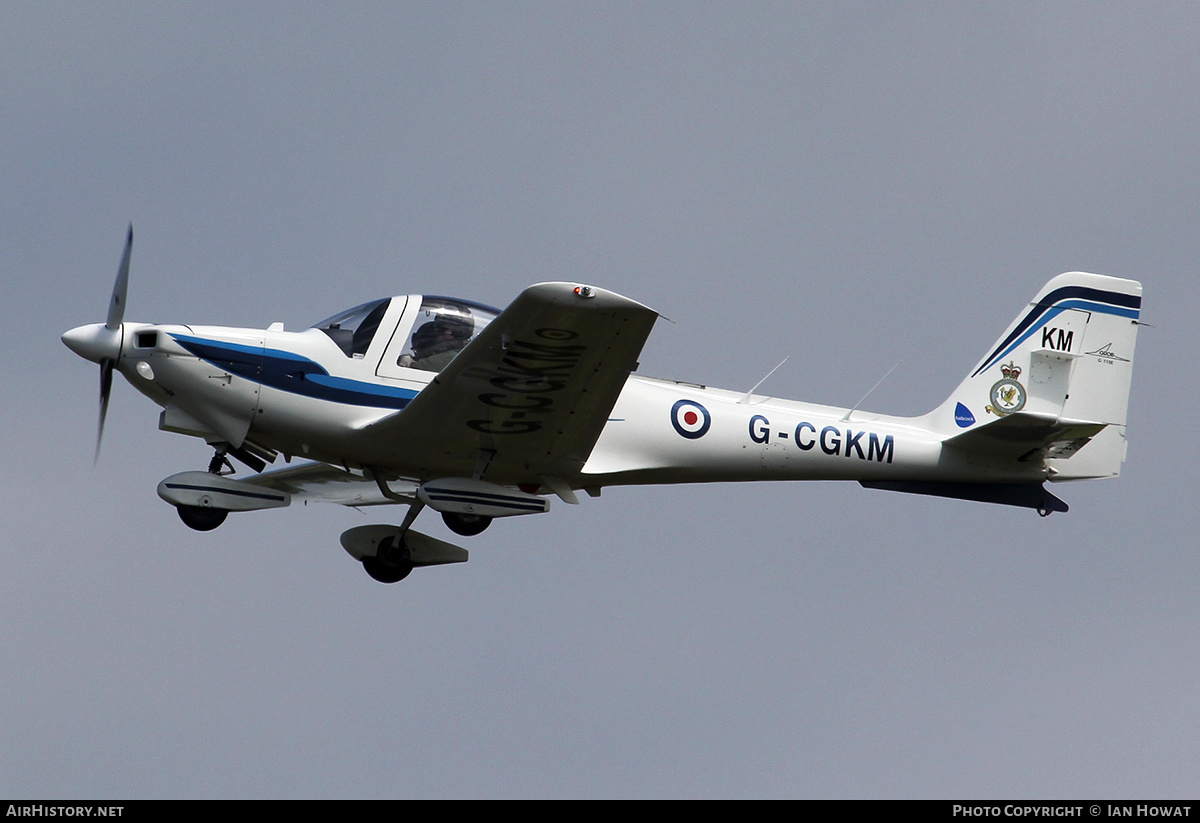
[96,358,114,464]
[92,225,133,462]
[106,224,133,331]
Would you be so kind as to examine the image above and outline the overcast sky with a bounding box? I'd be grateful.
[4,2,1199,798]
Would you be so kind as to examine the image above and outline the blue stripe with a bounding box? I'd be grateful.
[424,486,545,506]
[424,491,547,512]
[164,482,287,502]
[170,333,419,409]
[972,287,1140,378]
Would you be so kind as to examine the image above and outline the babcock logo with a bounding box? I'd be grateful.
[671,399,711,439]
[954,402,976,428]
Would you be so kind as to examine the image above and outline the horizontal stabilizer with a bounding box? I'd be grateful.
[942,411,1106,463]
[861,480,1069,513]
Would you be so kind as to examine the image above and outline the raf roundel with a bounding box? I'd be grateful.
[671,399,711,439]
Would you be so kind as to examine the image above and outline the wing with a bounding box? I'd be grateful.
[248,462,414,506]
[353,282,659,484]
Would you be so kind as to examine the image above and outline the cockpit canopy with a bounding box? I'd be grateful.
[398,297,499,373]
[312,295,500,373]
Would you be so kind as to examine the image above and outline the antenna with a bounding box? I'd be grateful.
[739,357,789,404]
[841,360,902,422]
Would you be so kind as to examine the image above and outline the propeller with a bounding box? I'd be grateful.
[96,355,115,463]
[107,224,132,332]
[62,225,133,463]
[96,225,133,462]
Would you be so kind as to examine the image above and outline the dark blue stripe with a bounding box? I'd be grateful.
[425,491,547,512]
[972,286,1140,378]
[164,482,287,502]
[422,486,538,502]
[170,333,419,410]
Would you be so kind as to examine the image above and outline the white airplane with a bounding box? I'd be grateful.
[63,228,1143,583]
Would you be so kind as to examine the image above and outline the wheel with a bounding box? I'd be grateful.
[177,504,228,531]
[362,535,413,583]
[362,556,413,583]
[442,511,492,536]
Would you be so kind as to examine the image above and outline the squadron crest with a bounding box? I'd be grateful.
[986,361,1026,416]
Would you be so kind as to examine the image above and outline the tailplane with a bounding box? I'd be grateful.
[928,272,1142,481]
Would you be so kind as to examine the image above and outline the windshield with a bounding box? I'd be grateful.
[312,298,391,357]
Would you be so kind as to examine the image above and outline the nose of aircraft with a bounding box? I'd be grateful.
[62,323,122,364]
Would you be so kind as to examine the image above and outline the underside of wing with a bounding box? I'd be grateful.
[354,283,660,484]
[248,462,412,506]
[942,411,1107,463]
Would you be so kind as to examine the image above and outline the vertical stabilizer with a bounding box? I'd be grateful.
[929,272,1142,479]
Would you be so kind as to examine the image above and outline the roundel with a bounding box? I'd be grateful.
[671,399,711,439]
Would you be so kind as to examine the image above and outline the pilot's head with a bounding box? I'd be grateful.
[413,314,473,354]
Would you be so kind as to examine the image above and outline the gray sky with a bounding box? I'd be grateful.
[4,2,1198,798]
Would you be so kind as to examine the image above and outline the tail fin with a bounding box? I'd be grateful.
[929,272,1142,480]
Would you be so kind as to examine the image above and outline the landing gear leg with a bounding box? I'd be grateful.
[208,448,233,475]
[397,500,425,535]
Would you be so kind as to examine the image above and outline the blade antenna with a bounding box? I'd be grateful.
[739,356,789,404]
[841,360,901,422]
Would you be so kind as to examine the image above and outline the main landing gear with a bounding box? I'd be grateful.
[442,511,492,536]
[361,534,414,583]
[177,504,228,531]
[344,482,479,583]
[358,496,425,584]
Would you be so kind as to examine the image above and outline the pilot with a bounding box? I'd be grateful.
[398,314,473,372]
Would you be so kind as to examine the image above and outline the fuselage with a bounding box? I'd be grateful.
[67,290,1045,491]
